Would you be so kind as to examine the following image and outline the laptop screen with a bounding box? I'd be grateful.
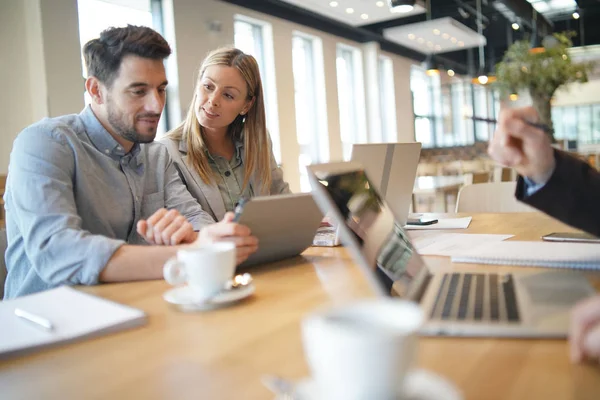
[308,164,428,298]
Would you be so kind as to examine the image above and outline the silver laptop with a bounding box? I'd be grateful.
[307,161,595,338]
[351,143,421,225]
[236,193,323,268]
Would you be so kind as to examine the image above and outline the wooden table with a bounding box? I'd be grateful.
[1,213,600,400]
[413,175,465,212]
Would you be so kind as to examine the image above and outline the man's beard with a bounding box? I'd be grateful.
[106,106,159,144]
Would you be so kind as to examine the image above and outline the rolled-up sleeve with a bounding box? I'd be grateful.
[8,127,125,285]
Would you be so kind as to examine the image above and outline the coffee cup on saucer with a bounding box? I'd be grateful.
[163,242,236,302]
[302,298,424,400]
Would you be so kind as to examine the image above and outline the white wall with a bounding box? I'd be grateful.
[1,0,83,175]
[0,0,416,187]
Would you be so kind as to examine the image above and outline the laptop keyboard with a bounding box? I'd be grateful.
[431,273,521,323]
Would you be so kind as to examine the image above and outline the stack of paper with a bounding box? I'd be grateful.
[451,241,600,269]
[0,286,146,358]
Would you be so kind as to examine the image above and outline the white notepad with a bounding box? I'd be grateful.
[0,286,147,358]
[451,241,600,269]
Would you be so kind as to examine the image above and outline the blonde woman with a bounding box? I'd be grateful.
[160,47,290,222]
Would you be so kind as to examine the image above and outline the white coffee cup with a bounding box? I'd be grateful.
[302,299,424,400]
[163,242,236,301]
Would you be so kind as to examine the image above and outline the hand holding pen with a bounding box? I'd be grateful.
[487,106,556,184]
[194,198,258,265]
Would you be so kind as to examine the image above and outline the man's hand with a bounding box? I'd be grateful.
[488,107,556,184]
[137,208,198,246]
[196,212,259,265]
[570,295,600,364]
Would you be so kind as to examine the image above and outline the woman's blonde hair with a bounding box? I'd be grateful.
[168,47,271,193]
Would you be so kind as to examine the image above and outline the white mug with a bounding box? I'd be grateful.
[302,299,424,400]
[163,242,236,301]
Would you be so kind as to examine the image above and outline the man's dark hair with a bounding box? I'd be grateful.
[83,25,171,87]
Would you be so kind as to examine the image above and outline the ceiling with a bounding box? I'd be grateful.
[221,0,600,74]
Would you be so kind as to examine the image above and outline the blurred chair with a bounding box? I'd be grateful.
[440,160,463,176]
[455,182,537,213]
[461,159,485,174]
[463,171,491,185]
[0,228,6,299]
[416,162,440,176]
[493,166,516,182]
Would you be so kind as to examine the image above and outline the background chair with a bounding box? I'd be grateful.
[463,171,491,185]
[455,182,538,213]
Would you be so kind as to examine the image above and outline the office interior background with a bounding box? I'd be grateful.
[3,0,600,194]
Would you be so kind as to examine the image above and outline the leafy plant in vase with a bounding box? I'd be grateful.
[495,32,594,140]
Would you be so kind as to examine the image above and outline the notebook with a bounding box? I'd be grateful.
[0,286,147,358]
[452,241,600,269]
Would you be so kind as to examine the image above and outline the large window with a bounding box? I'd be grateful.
[234,16,281,163]
[336,44,367,160]
[378,56,397,143]
[410,66,499,148]
[553,103,600,145]
[292,33,328,192]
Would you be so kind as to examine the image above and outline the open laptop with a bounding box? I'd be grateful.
[236,193,323,268]
[307,161,595,338]
[351,143,421,225]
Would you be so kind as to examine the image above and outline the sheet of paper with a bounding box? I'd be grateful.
[404,216,472,230]
[411,233,514,257]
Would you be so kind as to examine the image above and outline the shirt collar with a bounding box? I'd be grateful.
[80,105,142,164]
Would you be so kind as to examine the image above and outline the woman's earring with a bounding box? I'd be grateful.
[241,112,246,124]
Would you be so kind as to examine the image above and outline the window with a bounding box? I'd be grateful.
[77,0,169,136]
[378,56,397,143]
[336,44,367,160]
[410,65,499,148]
[234,16,281,163]
[292,33,328,192]
[552,103,600,145]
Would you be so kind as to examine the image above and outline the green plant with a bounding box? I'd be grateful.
[495,32,594,138]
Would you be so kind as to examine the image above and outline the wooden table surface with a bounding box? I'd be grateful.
[1,213,600,400]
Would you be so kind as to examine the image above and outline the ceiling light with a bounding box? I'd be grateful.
[376,1,385,7]
[509,93,518,101]
[433,29,440,35]
[512,22,519,30]
[458,41,464,47]
[329,1,338,7]
[346,7,354,14]
[435,45,442,51]
[442,33,450,40]
[424,56,439,76]
[450,37,457,43]
[408,33,416,40]
[573,11,580,19]
[417,37,425,44]
[427,41,434,47]
[388,0,416,13]
[477,75,488,84]
[447,69,455,77]
[361,13,369,20]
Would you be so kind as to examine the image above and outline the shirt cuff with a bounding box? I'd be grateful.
[523,177,546,196]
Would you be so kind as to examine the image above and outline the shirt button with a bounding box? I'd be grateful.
[105,149,110,154]
[224,171,231,177]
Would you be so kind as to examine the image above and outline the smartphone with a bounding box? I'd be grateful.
[406,217,438,226]
[541,232,600,243]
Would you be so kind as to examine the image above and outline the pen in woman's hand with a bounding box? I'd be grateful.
[232,197,249,223]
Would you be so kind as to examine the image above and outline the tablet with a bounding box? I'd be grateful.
[236,193,323,268]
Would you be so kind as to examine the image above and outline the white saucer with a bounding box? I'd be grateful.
[163,284,255,312]
[294,369,463,400]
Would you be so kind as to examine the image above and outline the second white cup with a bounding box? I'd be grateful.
[302,298,424,400]
[163,242,236,301]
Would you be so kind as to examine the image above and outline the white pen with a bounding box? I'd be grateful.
[14,308,54,331]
